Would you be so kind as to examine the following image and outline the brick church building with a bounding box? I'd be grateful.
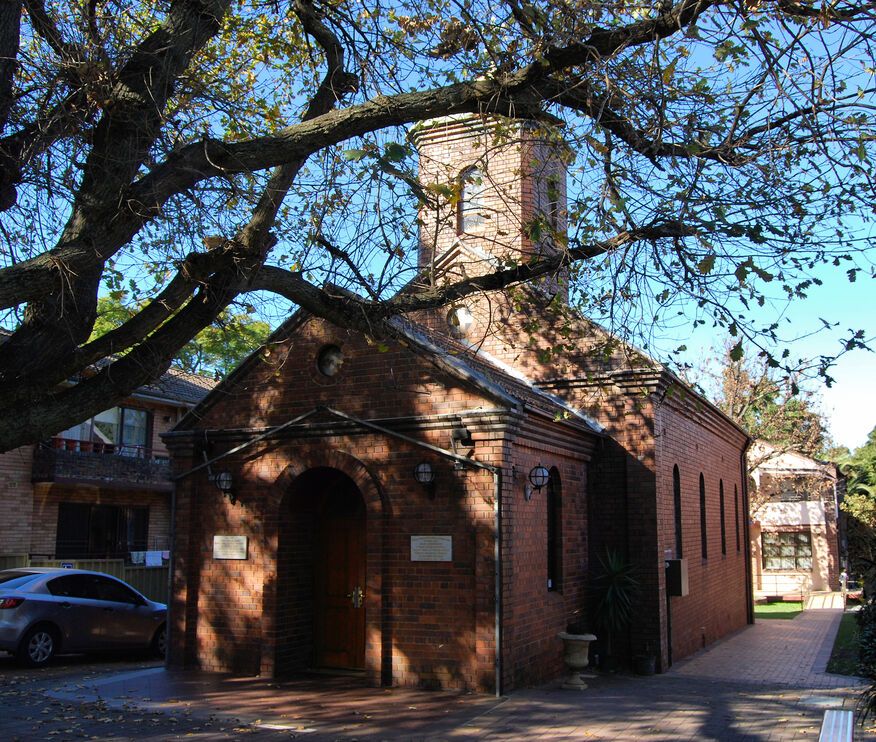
[164,115,753,694]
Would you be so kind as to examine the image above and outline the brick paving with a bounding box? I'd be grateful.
[1,606,872,740]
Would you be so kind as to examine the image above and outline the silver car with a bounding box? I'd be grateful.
[0,568,167,667]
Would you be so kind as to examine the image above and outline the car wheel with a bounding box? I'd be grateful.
[17,625,57,667]
[152,624,167,658]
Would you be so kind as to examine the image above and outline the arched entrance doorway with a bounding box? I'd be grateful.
[277,467,366,674]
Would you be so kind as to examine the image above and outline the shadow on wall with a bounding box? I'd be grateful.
[263,433,494,691]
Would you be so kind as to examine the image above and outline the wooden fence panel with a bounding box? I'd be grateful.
[0,555,28,570]
[123,566,169,603]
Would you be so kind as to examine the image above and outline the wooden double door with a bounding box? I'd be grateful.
[313,484,366,670]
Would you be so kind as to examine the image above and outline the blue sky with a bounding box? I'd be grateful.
[777,266,876,451]
[686,260,876,452]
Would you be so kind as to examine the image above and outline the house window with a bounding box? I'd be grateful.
[762,531,812,571]
[719,479,726,555]
[55,503,149,559]
[62,405,153,457]
[699,473,708,559]
[778,486,807,502]
[735,484,740,552]
[458,166,485,233]
[673,465,683,558]
[547,468,562,591]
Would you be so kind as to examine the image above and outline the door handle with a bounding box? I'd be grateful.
[347,586,364,608]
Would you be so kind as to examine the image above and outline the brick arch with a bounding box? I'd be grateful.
[260,448,386,684]
[272,449,386,516]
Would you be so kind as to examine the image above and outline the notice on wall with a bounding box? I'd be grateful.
[410,535,452,562]
[213,535,248,560]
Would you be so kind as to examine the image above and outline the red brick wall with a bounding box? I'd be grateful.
[148,402,187,456]
[413,115,568,298]
[164,117,751,691]
[169,431,502,690]
[502,435,590,689]
[166,314,596,692]
[0,446,34,556]
[655,394,750,664]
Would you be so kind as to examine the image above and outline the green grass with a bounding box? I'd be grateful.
[826,611,861,676]
[754,601,804,620]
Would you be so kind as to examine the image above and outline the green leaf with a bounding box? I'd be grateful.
[384,142,408,162]
[729,341,744,362]
[697,254,716,274]
[343,148,368,161]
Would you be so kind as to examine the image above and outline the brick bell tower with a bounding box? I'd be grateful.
[410,113,570,296]
[409,114,571,351]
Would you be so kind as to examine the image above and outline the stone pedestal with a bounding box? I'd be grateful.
[558,632,597,689]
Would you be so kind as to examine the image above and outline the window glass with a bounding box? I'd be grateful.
[547,468,561,591]
[673,465,683,558]
[735,485,741,551]
[57,420,92,442]
[0,572,43,589]
[81,406,151,455]
[546,175,561,230]
[56,503,149,559]
[719,479,726,555]
[121,408,149,449]
[762,531,812,570]
[779,488,806,502]
[48,574,97,599]
[458,167,485,233]
[699,473,708,559]
[92,575,141,604]
[92,407,121,444]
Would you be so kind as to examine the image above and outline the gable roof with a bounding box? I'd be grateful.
[175,307,604,437]
[390,317,604,433]
[133,366,217,407]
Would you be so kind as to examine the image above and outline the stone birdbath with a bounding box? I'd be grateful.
[557,631,597,689]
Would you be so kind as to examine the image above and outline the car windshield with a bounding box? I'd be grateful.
[0,572,42,589]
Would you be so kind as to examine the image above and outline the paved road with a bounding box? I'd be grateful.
[0,608,872,740]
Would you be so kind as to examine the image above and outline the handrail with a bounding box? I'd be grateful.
[44,436,154,459]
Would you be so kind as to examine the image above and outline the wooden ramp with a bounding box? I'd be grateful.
[805,592,845,610]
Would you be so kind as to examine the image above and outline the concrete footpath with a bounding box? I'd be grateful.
[6,607,873,740]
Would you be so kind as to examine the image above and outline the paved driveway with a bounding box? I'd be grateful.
[1,607,871,740]
[466,609,870,740]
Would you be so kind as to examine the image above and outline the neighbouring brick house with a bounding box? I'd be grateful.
[0,367,214,588]
[164,114,753,694]
[749,442,843,600]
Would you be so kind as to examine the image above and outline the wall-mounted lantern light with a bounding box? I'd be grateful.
[213,470,237,505]
[524,464,551,501]
[414,461,435,486]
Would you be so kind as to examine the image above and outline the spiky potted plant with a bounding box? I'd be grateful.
[590,548,639,672]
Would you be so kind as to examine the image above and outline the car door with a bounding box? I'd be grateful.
[89,575,158,648]
[45,574,112,651]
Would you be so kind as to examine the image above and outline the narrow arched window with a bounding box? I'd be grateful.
[719,479,726,555]
[458,166,485,233]
[673,465,683,558]
[546,174,561,231]
[699,473,708,559]
[735,484,741,552]
[547,468,562,591]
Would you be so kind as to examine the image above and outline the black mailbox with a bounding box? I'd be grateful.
[665,558,689,597]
